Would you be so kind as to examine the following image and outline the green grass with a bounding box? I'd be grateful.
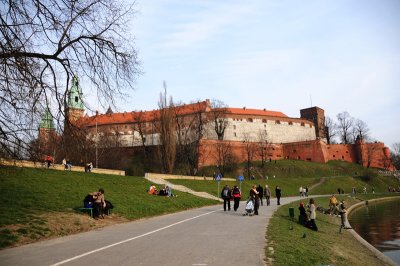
[0,166,218,248]
[267,194,400,265]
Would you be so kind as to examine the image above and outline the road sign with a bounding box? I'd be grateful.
[215,174,222,181]
[238,175,244,182]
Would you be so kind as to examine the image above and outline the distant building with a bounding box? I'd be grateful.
[39,77,394,170]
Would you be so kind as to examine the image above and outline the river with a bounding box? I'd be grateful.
[348,198,400,265]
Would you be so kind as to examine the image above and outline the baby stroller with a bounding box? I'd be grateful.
[243,198,254,216]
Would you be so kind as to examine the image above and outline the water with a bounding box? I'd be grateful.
[348,199,400,264]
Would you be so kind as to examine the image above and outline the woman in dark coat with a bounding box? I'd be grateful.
[275,186,281,205]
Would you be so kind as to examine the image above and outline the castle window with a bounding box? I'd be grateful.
[264,124,266,128]
[301,122,305,126]
[234,132,237,137]
[247,118,253,122]
[309,124,312,128]
[289,121,293,125]
[275,120,280,124]
[333,155,336,158]
[342,156,344,159]
[262,119,267,123]
[233,125,236,130]
[75,96,79,102]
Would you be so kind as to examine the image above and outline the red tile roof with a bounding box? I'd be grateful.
[224,108,288,118]
[78,100,210,127]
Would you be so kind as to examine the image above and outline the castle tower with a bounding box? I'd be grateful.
[66,75,84,123]
[300,107,326,140]
[38,107,56,156]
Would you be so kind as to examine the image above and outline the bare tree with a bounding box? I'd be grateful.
[256,129,271,168]
[210,99,229,140]
[392,142,400,170]
[174,101,206,175]
[213,140,236,177]
[353,119,370,141]
[0,0,139,158]
[324,116,337,144]
[158,82,176,174]
[243,132,257,179]
[336,112,354,144]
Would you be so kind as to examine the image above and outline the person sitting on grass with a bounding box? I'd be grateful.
[91,188,106,219]
[148,184,158,195]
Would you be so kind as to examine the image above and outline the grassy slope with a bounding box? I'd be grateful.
[0,166,217,248]
[267,194,400,265]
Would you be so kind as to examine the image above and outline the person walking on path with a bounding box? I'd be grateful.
[256,184,264,206]
[299,186,303,197]
[307,198,318,231]
[250,185,260,215]
[231,185,241,211]
[264,185,271,206]
[275,186,282,205]
[221,185,232,211]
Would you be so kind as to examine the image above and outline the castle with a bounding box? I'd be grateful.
[39,77,393,170]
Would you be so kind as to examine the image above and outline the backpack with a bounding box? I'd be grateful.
[83,194,94,208]
[222,188,230,198]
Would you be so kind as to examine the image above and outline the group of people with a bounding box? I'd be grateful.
[298,186,309,197]
[83,188,112,219]
[62,158,72,171]
[298,198,318,231]
[148,184,174,197]
[220,184,282,215]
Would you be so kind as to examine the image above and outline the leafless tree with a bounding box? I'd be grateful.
[158,82,176,174]
[256,129,271,168]
[336,112,354,144]
[324,116,337,144]
[243,132,257,179]
[174,101,206,175]
[391,142,400,170]
[353,119,370,141]
[0,0,139,158]
[210,99,229,140]
[213,141,236,177]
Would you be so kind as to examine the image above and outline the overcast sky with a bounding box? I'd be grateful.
[86,0,400,148]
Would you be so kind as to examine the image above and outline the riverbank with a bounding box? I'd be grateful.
[347,197,400,266]
[266,194,400,265]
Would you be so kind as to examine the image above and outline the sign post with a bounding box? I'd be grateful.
[238,175,244,191]
[215,174,222,198]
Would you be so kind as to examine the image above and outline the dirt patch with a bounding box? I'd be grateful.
[1,211,128,249]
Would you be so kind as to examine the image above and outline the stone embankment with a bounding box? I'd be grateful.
[1,158,125,176]
[145,173,223,201]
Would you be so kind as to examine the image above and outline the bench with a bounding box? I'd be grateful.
[78,207,111,218]
[79,208,93,217]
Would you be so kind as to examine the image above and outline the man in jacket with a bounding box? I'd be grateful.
[221,185,232,211]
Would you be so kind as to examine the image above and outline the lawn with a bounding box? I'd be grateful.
[0,166,218,248]
[266,194,400,265]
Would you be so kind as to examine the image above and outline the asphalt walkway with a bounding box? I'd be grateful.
[0,196,301,266]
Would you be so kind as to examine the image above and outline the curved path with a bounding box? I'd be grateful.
[0,197,301,266]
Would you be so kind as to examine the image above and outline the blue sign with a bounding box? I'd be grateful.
[215,174,222,181]
[238,175,244,182]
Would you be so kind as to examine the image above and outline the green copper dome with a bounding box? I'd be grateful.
[39,108,55,129]
[67,75,84,109]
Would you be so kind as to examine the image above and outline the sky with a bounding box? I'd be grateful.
[86,0,400,148]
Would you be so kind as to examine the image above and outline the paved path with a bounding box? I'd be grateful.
[0,197,302,266]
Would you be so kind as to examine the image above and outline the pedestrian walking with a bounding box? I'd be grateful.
[256,184,264,206]
[264,185,271,206]
[221,185,232,211]
[250,185,259,215]
[275,186,282,205]
[232,185,241,211]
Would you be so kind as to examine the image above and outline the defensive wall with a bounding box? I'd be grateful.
[198,139,393,169]
[0,159,126,176]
